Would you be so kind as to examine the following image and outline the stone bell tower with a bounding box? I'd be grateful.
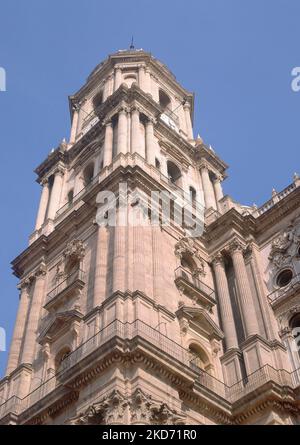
[1,48,300,426]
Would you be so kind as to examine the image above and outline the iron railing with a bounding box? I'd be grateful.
[46,269,86,304]
[174,266,215,301]
[1,318,300,420]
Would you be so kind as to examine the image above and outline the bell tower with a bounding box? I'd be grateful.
[1,48,298,426]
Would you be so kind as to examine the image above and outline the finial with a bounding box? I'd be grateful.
[272,188,277,197]
[294,172,299,180]
[130,36,135,50]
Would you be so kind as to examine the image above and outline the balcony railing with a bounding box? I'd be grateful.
[256,183,297,216]
[267,274,300,307]
[46,269,86,305]
[174,266,216,307]
[56,173,100,218]
[1,317,300,421]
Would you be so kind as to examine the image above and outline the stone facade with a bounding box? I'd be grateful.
[0,49,300,425]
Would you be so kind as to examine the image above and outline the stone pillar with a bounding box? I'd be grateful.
[70,107,79,144]
[103,76,112,101]
[114,67,122,91]
[151,75,160,102]
[138,65,146,91]
[145,118,155,165]
[131,108,144,157]
[212,254,238,350]
[117,108,128,155]
[145,68,152,95]
[213,176,224,211]
[183,102,193,139]
[229,239,260,337]
[200,166,216,210]
[112,209,127,293]
[35,179,50,230]
[47,168,64,220]
[93,226,109,307]
[103,121,113,167]
[21,264,47,365]
[6,280,32,375]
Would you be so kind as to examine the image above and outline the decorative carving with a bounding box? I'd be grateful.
[68,390,128,425]
[68,389,186,426]
[174,234,206,277]
[63,239,85,262]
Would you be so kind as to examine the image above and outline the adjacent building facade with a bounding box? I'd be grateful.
[0,49,300,425]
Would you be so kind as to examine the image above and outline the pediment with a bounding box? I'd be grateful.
[176,305,224,341]
[38,309,82,344]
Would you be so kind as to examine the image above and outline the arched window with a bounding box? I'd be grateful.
[93,90,103,109]
[167,160,182,186]
[83,163,94,186]
[290,314,300,358]
[124,74,137,88]
[159,89,171,111]
[189,186,197,205]
[189,343,211,373]
[67,189,74,207]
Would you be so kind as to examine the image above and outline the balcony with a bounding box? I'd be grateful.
[1,319,300,423]
[174,266,216,310]
[267,274,300,308]
[56,173,100,219]
[45,269,86,310]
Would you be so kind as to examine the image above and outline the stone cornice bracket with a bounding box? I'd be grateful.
[34,262,47,278]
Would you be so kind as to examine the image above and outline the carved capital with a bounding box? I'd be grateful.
[228,238,245,255]
[211,253,225,267]
[35,262,47,278]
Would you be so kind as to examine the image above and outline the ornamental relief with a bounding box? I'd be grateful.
[269,216,300,270]
[175,234,206,278]
[67,389,186,425]
[53,239,86,285]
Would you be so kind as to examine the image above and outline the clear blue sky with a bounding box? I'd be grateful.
[0,0,299,376]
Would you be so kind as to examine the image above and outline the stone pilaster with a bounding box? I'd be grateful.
[183,102,193,139]
[114,67,122,91]
[69,106,79,144]
[213,176,223,212]
[93,226,109,307]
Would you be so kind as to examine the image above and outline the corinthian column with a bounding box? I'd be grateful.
[114,67,122,91]
[21,264,47,365]
[212,254,238,350]
[117,108,128,155]
[35,179,50,230]
[131,108,144,157]
[6,279,32,375]
[229,239,260,337]
[183,102,193,139]
[200,166,216,210]
[103,121,113,167]
[70,106,79,144]
[145,118,155,165]
[213,176,224,211]
[47,168,64,220]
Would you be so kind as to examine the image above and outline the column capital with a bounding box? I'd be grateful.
[146,116,156,126]
[54,166,65,177]
[118,106,129,115]
[211,253,225,267]
[227,238,246,255]
[183,101,191,110]
[17,278,32,293]
[131,106,141,114]
[103,118,113,127]
[40,177,49,187]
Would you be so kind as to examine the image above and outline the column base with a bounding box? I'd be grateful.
[220,348,243,386]
[240,335,283,374]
